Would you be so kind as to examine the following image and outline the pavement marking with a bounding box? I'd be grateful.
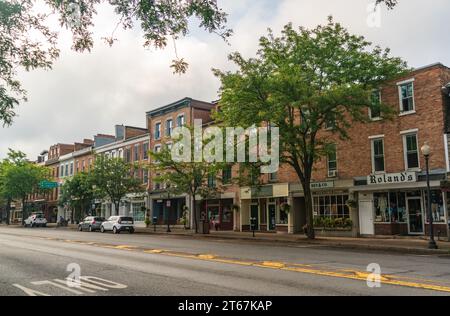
[5,231,450,294]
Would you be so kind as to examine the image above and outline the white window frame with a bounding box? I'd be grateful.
[397,79,416,115]
[369,90,382,121]
[327,144,337,176]
[154,121,161,140]
[177,113,186,127]
[371,137,385,174]
[402,132,420,171]
[166,119,173,137]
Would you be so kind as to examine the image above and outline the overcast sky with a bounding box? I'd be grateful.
[1,0,449,160]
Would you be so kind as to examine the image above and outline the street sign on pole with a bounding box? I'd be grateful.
[39,181,58,189]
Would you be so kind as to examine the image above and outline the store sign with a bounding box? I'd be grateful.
[310,181,334,190]
[367,172,416,185]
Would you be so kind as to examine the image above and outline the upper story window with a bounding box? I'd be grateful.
[65,164,69,177]
[177,114,185,127]
[208,173,217,188]
[222,165,232,184]
[70,162,74,176]
[166,119,173,137]
[325,112,336,130]
[154,122,161,140]
[269,172,278,182]
[327,144,337,177]
[371,138,385,173]
[81,160,85,171]
[403,133,420,170]
[124,147,131,163]
[60,165,64,177]
[398,80,415,114]
[369,90,382,120]
[143,142,149,160]
[134,144,140,161]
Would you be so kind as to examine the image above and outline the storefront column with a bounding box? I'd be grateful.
[240,200,250,232]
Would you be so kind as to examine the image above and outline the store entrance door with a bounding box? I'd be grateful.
[250,204,259,230]
[407,197,424,235]
[268,204,276,231]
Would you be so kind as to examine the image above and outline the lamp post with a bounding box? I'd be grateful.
[421,142,438,249]
[166,184,171,233]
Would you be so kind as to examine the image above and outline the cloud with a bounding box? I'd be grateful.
[1,0,449,160]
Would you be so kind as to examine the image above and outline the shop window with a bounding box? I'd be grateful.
[277,198,288,224]
[424,190,445,223]
[313,194,349,220]
[374,192,407,223]
[222,204,233,223]
[132,202,146,222]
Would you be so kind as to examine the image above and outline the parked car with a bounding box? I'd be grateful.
[78,216,106,232]
[100,216,135,234]
[24,213,47,228]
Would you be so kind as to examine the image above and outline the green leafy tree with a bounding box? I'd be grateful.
[213,18,408,239]
[59,171,96,223]
[150,127,227,233]
[0,149,49,224]
[0,0,231,126]
[90,154,143,216]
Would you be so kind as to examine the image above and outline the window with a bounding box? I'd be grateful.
[222,165,232,184]
[269,172,278,182]
[134,144,140,161]
[208,173,217,188]
[143,142,149,160]
[371,138,385,173]
[70,162,74,176]
[154,122,161,140]
[327,145,337,176]
[177,115,185,127]
[76,162,80,173]
[60,165,64,177]
[277,198,289,224]
[124,147,131,163]
[425,190,445,223]
[132,202,146,222]
[369,90,382,120]
[313,194,350,220]
[65,164,69,177]
[403,133,419,169]
[325,112,336,130]
[154,145,161,153]
[399,81,415,113]
[143,170,149,184]
[166,119,173,137]
[374,192,407,223]
[81,160,85,171]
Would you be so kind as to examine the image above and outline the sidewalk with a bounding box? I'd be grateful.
[134,226,450,255]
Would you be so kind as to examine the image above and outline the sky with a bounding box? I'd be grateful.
[1,0,450,160]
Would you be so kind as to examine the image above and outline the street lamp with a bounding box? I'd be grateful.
[166,184,171,233]
[421,142,438,249]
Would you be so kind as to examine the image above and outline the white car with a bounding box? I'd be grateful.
[100,216,135,234]
[24,213,47,228]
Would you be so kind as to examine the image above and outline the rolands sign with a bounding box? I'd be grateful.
[368,172,416,185]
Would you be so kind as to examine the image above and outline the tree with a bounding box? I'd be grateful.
[0,149,49,224]
[213,18,408,239]
[376,0,398,9]
[59,171,96,223]
[90,154,143,216]
[0,0,231,126]
[149,127,227,233]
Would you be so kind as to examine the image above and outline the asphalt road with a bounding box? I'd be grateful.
[1,226,450,296]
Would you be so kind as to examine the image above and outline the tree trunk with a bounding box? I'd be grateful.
[21,197,26,225]
[192,194,198,234]
[302,183,315,239]
[114,201,120,216]
[5,198,11,225]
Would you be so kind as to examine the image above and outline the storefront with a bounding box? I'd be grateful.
[151,196,186,225]
[355,171,449,237]
[240,184,290,233]
[201,198,234,231]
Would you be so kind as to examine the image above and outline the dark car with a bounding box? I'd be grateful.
[78,216,106,232]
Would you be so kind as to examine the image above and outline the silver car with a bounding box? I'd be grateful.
[100,216,135,234]
[78,216,106,232]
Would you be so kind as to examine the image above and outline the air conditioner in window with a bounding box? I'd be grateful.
[328,170,338,178]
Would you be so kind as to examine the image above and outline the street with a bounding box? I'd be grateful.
[1,226,450,296]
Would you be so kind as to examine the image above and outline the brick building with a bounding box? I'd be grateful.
[238,63,450,238]
[94,125,149,223]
